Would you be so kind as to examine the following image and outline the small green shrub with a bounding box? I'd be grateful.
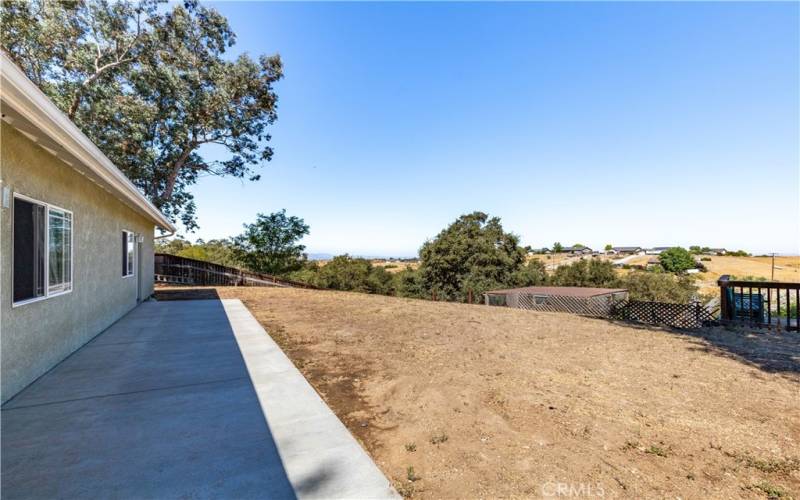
[618,272,697,304]
[645,445,669,457]
[430,432,448,445]
[749,481,790,498]
[658,247,696,273]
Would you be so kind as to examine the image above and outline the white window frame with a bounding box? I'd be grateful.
[122,229,136,278]
[12,192,74,308]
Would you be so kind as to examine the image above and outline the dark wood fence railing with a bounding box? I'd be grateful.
[718,275,799,331]
[154,253,316,289]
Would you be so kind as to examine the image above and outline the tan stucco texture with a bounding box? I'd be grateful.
[1,124,156,402]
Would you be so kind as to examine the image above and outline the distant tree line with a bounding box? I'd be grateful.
[157,210,699,304]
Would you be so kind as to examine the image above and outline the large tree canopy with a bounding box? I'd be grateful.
[658,247,697,274]
[232,210,310,275]
[418,212,527,301]
[1,0,282,230]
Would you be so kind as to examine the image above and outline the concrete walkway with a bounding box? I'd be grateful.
[1,298,397,500]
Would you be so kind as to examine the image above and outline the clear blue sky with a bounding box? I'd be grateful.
[189,1,799,256]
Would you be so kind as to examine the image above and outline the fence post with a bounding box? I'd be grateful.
[718,275,730,323]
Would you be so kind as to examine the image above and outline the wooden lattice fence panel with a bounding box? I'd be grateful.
[512,293,618,317]
[611,300,717,329]
[495,292,718,329]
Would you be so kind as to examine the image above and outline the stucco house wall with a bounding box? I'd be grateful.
[1,124,156,402]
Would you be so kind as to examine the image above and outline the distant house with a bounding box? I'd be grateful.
[1,53,175,402]
[563,246,593,255]
[645,247,671,255]
[610,246,643,255]
[708,248,727,256]
[528,247,551,255]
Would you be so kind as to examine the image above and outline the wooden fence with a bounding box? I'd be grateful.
[718,275,799,331]
[154,253,316,289]
[486,290,718,329]
[610,300,717,329]
[508,293,621,317]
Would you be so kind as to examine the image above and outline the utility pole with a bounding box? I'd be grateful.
[771,252,776,281]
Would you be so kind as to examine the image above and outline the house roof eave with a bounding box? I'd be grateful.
[0,51,176,233]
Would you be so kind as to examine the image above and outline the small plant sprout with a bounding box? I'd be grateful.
[430,432,448,445]
[645,445,668,457]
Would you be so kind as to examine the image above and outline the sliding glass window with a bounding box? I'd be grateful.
[48,208,72,294]
[13,195,73,305]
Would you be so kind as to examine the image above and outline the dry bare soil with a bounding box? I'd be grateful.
[198,287,799,498]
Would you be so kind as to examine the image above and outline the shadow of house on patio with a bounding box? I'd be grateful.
[155,286,223,301]
[1,299,306,499]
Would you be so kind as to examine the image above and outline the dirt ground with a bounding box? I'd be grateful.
[161,287,800,498]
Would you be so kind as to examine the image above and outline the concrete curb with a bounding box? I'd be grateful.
[222,299,399,500]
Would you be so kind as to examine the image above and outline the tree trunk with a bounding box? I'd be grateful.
[161,146,195,203]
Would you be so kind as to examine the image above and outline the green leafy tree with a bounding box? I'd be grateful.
[550,259,617,287]
[552,242,564,253]
[513,259,548,287]
[232,210,309,275]
[689,246,702,255]
[418,212,526,301]
[619,272,697,303]
[179,239,240,268]
[658,247,696,274]
[604,244,613,252]
[394,266,426,299]
[155,236,192,254]
[157,237,241,268]
[1,0,282,230]
[293,255,396,294]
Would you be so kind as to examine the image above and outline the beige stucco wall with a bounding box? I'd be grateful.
[1,124,156,403]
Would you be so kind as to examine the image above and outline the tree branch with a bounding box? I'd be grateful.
[67,56,134,118]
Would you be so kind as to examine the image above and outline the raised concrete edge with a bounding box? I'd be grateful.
[221,299,400,500]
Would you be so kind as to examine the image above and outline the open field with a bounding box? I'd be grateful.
[527,252,581,269]
[313,259,419,274]
[621,255,800,296]
[372,260,420,274]
[162,286,800,499]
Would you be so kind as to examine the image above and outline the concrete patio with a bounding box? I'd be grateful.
[1,298,397,499]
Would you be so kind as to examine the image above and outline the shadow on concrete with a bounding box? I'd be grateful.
[154,286,221,301]
[606,319,800,381]
[1,298,310,499]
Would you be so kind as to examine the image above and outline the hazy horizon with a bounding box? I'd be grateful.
[181,2,799,256]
